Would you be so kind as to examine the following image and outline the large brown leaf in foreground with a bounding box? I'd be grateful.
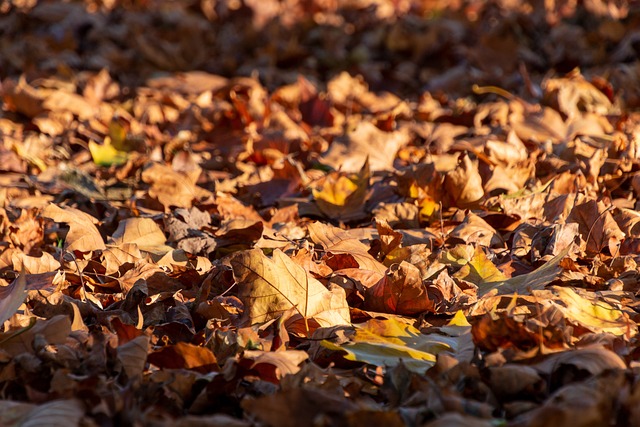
[231,249,350,334]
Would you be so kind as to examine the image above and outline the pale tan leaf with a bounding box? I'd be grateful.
[110,217,171,255]
[42,204,106,252]
[102,243,143,275]
[231,249,350,330]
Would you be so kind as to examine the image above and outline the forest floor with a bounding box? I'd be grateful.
[1,0,640,426]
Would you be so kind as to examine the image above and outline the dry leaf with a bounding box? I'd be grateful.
[42,204,106,252]
[231,249,350,332]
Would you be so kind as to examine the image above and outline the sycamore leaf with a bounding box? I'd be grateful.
[307,221,387,275]
[364,261,436,315]
[0,315,71,357]
[117,335,149,378]
[242,349,309,382]
[551,287,636,337]
[42,204,106,252]
[320,121,410,173]
[141,163,213,210]
[231,249,350,332]
[321,318,456,372]
[19,399,84,427]
[148,342,218,372]
[443,153,485,209]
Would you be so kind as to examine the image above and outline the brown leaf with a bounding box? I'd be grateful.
[0,273,27,326]
[142,163,213,210]
[231,248,350,332]
[320,121,410,173]
[567,199,625,256]
[307,222,387,275]
[365,261,435,315]
[117,335,150,378]
[443,153,485,209]
[110,217,171,255]
[42,204,106,252]
[148,342,218,372]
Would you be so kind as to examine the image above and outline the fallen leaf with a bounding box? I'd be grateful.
[477,246,572,296]
[110,217,172,255]
[364,261,436,315]
[117,335,150,378]
[231,249,350,333]
[42,204,106,252]
[321,317,456,372]
[0,273,27,327]
[551,286,636,337]
[312,158,370,222]
[443,153,485,209]
[307,221,387,275]
[148,342,218,372]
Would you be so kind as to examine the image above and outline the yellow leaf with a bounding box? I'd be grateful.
[89,138,129,166]
[443,245,507,285]
[448,310,471,327]
[418,195,438,220]
[312,175,358,206]
[552,287,636,337]
[321,317,460,372]
[312,158,370,221]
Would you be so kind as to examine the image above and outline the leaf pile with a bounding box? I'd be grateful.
[1,0,640,426]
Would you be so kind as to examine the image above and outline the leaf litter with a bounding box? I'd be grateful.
[1,0,640,426]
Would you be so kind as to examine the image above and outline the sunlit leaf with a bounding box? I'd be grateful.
[551,286,636,337]
[88,138,129,167]
[231,249,350,332]
[321,317,458,372]
[42,203,106,252]
[477,246,572,296]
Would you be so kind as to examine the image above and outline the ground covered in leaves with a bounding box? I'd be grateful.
[1,0,640,425]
